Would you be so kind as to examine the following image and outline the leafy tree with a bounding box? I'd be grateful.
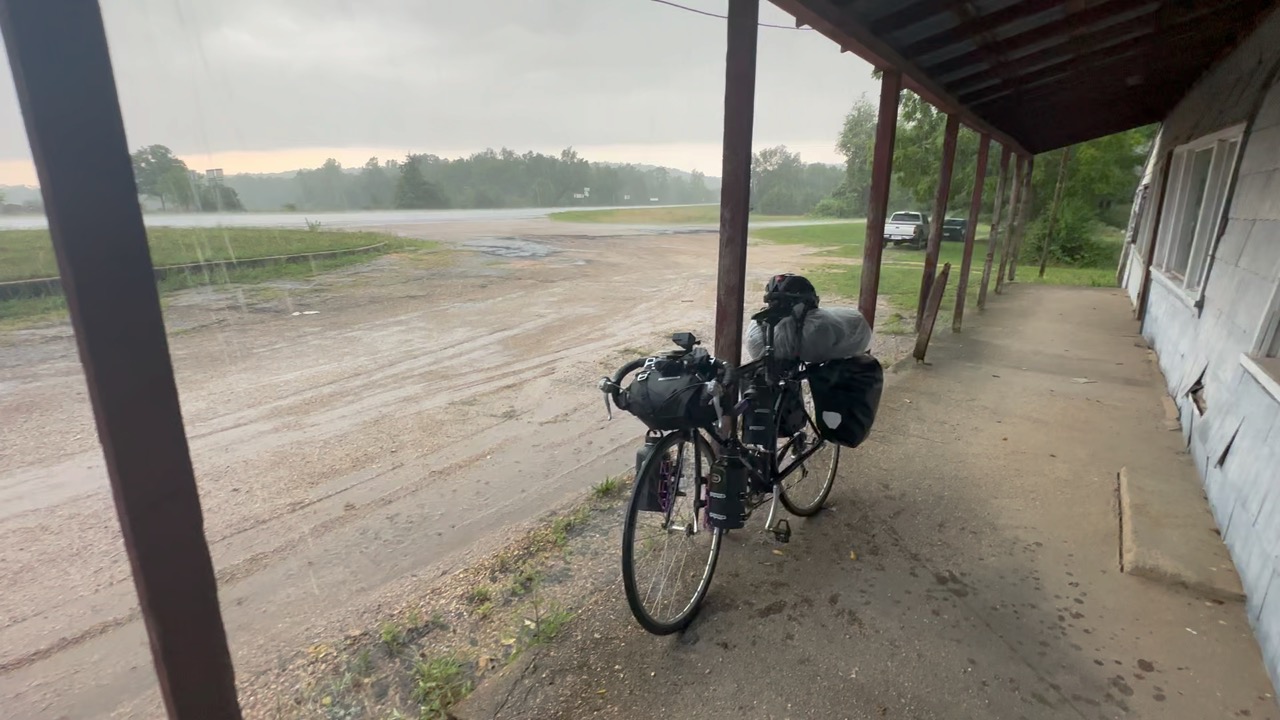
[357,158,394,209]
[129,144,251,212]
[179,147,722,211]
[816,95,877,217]
[197,183,244,212]
[1029,127,1154,226]
[158,165,197,211]
[818,84,1152,234]
[131,144,190,210]
[395,154,449,209]
[751,145,844,216]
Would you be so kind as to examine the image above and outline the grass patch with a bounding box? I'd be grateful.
[592,475,622,498]
[524,600,573,646]
[550,204,810,224]
[808,263,983,330]
[0,227,420,283]
[0,229,444,328]
[259,487,633,720]
[752,221,868,247]
[878,312,913,336]
[548,505,591,547]
[752,221,1121,326]
[1020,266,1117,287]
[507,566,542,597]
[411,656,471,720]
[379,622,406,655]
[0,294,67,329]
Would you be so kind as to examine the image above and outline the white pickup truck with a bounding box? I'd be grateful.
[883,211,931,247]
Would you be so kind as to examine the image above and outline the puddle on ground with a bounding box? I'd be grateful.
[463,237,554,258]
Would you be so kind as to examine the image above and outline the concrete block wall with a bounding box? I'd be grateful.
[1139,9,1280,689]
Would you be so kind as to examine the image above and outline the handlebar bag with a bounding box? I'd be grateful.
[621,357,716,431]
[806,354,884,448]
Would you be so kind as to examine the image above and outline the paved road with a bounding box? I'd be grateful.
[0,205,843,233]
[0,205,616,231]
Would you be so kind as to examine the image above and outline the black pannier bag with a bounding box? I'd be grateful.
[776,384,806,437]
[620,356,716,431]
[806,354,883,448]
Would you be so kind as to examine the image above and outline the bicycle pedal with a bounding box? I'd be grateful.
[771,518,792,544]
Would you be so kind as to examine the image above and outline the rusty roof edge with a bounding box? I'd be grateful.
[770,0,1031,156]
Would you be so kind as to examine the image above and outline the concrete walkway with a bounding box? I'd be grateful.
[454,285,1275,720]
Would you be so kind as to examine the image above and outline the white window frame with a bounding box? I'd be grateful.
[1151,124,1245,301]
[1254,282,1280,359]
[1240,281,1280,402]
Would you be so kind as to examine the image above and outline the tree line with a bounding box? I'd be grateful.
[227,148,721,212]
[816,90,1153,265]
[123,93,1150,242]
[131,145,246,212]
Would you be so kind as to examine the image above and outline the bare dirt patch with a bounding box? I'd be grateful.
[0,218,905,718]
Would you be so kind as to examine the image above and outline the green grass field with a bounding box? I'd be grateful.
[549,205,811,224]
[750,222,1123,329]
[0,228,438,328]
[0,227,415,283]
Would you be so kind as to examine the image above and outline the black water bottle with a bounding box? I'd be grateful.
[634,434,664,512]
[706,447,748,529]
[742,378,775,448]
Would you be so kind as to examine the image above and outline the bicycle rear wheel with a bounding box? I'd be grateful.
[777,379,839,516]
[621,431,722,635]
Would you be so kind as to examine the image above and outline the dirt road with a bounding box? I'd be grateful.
[0,219,883,718]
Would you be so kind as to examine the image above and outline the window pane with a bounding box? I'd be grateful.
[1170,147,1214,277]
[1186,139,1241,292]
[1156,153,1187,270]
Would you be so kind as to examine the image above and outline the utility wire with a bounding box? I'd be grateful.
[649,0,813,30]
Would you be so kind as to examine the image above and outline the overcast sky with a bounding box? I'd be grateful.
[0,0,878,185]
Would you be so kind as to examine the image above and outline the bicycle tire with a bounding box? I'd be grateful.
[621,431,722,635]
[777,380,839,516]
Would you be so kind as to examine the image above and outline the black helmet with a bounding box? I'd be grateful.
[763,273,819,311]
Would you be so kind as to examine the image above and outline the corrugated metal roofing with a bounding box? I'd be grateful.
[773,0,1278,152]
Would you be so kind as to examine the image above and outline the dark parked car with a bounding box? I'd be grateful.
[941,217,967,242]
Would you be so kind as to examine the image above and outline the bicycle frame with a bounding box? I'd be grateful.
[692,314,831,531]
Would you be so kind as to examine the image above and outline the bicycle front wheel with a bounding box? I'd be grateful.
[621,431,722,635]
[777,379,839,516]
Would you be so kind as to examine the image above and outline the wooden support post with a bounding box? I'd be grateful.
[860,68,902,329]
[713,0,759,368]
[953,134,990,332]
[913,262,951,362]
[0,1,242,717]
[1008,155,1035,282]
[1039,147,1072,278]
[917,113,960,331]
[978,145,1012,309]
[995,155,1024,294]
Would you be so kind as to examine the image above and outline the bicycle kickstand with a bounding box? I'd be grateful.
[764,486,792,544]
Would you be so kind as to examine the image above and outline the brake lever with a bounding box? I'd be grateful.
[597,377,614,421]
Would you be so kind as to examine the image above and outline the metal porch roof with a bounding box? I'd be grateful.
[773,0,1278,153]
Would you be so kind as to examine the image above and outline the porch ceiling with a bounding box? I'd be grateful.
[772,0,1278,153]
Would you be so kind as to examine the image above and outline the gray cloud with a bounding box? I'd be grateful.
[1,0,877,169]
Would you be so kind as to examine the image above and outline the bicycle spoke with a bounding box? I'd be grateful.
[624,433,720,633]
